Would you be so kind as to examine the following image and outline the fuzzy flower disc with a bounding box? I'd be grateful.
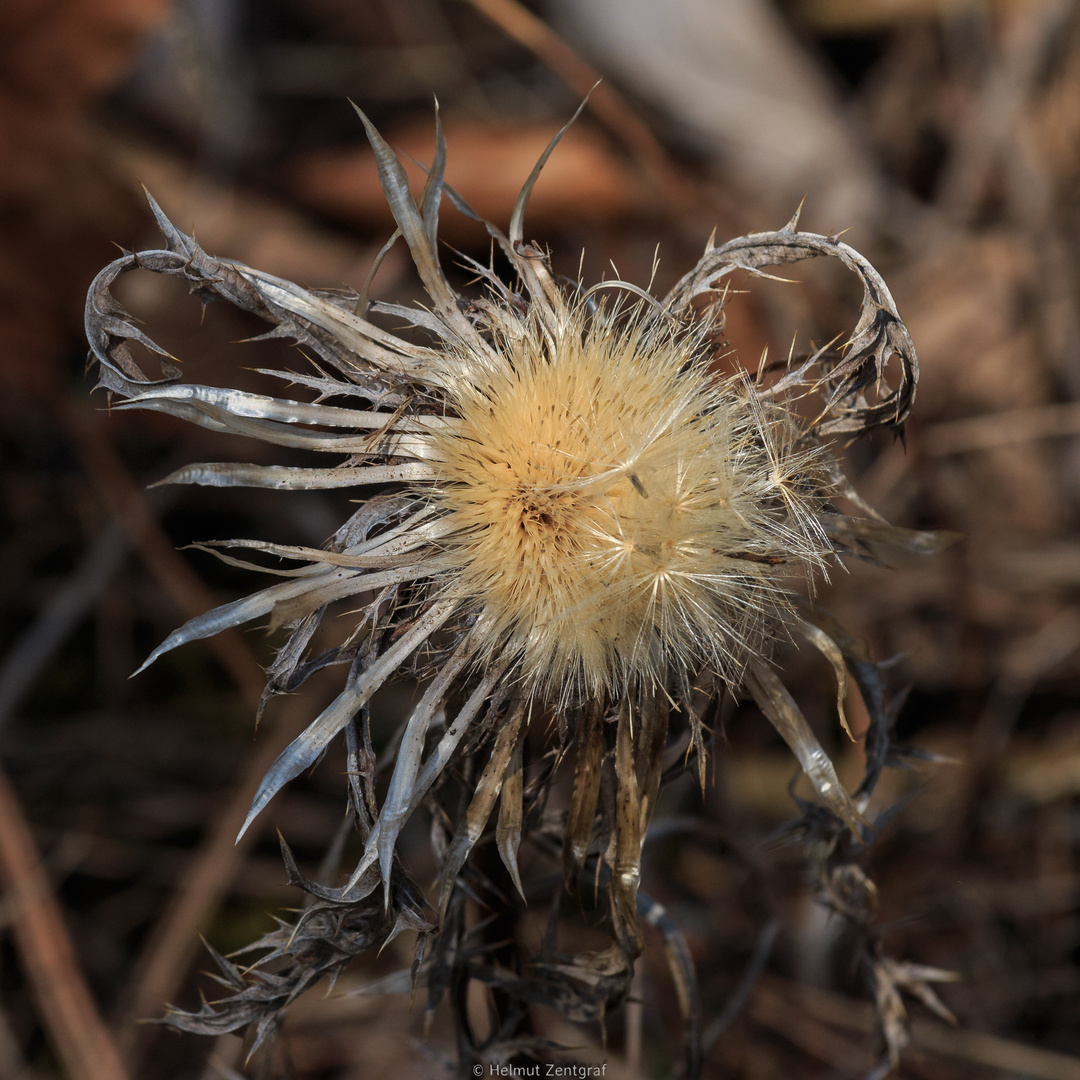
[428,305,833,700]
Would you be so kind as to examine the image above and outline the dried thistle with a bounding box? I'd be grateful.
[85,105,946,1071]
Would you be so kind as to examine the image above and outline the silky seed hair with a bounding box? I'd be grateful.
[426,294,833,703]
[84,104,938,1060]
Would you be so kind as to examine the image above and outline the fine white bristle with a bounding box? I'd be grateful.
[426,298,833,701]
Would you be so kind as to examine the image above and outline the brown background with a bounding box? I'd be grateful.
[1,1,1079,1077]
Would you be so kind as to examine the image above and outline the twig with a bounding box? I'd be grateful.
[0,764,131,1080]
[199,1034,245,1080]
[0,520,129,732]
[756,976,1080,1080]
[704,919,780,1048]
[0,998,34,1079]
[937,0,1074,223]
[63,402,304,1061]
[64,402,267,704]
[0,480,176,733]
[121,694,314,1041]
[973,607,1080,766]
[748,978,869,1073]
[922,401,1080,456]
[623,960,643,1076]
[463,0,701,211]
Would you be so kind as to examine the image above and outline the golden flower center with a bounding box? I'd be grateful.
[427,317,818,698]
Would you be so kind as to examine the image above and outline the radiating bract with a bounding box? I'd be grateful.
[85,104,944,1064]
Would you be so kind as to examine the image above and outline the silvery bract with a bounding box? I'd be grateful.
[85,105,946,1067]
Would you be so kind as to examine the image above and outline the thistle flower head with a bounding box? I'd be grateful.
[85,105,934,1058]
[428,296,831,701]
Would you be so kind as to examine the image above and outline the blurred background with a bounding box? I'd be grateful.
[2,0,1080,1077]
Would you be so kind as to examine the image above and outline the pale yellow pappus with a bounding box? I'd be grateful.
[423,296,835,703]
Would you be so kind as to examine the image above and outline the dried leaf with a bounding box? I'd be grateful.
[562,697,606,891]
[822,514,964,554]
[436,699,527,922]
[745,658,867,838]
[238,600,457,841]
[496,726,527,900]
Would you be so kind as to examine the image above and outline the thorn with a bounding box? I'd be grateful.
[784,196,807,233]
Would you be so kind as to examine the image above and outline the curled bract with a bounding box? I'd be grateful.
[85,104,944,1067]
